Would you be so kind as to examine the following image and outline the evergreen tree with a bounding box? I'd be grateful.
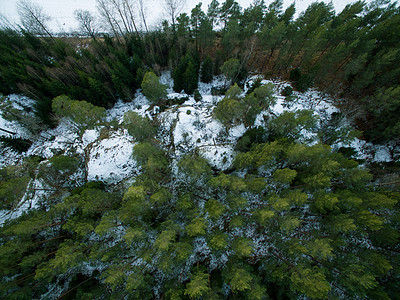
[123,111,157,142]
[141,71,168,103]
[173,53,199,94]
[200,55,214,83]
[220,58,240,85]
[52,95,106,131]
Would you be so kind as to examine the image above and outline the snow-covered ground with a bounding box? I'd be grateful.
[1,72,398,225]
[86,129,137,183]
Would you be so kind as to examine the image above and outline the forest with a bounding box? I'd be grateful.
[0,0,399,299]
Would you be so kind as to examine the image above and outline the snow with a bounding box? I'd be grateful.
[373,146,393,162]
[270,96,286,115]
[0,115,14,137]
[81,129,100,148]
[157,71,243,169]
[1,74,399,226]
[27,121,79,158]
[106,95,151,123]
[0,179,46,226]
[86,130,137,184]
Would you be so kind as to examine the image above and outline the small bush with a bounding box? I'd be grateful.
[281,86,293,96]
[141,72,167,103]
[49,155,79,171]
[235,127,267,152]
[214,98,244,126]
[338,147,358,159]
[167,96,189,106]
[123,111,157,142]
[220,58,240,83]
[194,89,202,102]
[289,69,314,92]
[295,73,314,92]
[246,77,262,95]
[211,87,228,96]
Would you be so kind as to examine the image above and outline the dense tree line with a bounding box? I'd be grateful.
[1,0,399,142]
[0,30,143,125]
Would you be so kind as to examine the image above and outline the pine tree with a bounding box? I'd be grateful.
[141,71,167,103]
[200,55,214,83]
[123,111,156,142]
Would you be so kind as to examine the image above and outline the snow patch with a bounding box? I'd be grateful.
[373,146,392,162]
[81,129,100,148]
[87,131,137,184]
[0,179,46,226]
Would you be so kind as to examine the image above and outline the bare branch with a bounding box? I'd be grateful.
[74,9,98,40]
[16,0,54,39]
[163,0,186,28]
[137,0,149,32]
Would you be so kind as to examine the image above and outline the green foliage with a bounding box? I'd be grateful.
[214,82,276,127]
[232,237,253,257]
[235,126,267,152]
[2,2,400,298]
[281,86,293,96]
[38,155,80,188]
[0,136,32,153]
[154,229,176,251]
[186,218,207,236]
[52,95,106,130]
[0,30,144,125]
[194,89,202,102]
[307,239,334,260]
[209,233,228,250]
[178,154,212,180]
[220,58,240,84]
[141,72,167,103]
[225,83,243,99]
[205,198,226,220]
[185,271,209,299]
[266,110,319,141]
[246,77,262,95]
[290,266,331,298]
[214,97,244,126]
[0,175,30,210]
[183,62,199,95]
[0,158,41,210]
[225,266,253,292]
[252,83,276,107]
[123,111,157,142]
[273,168,297,184]
[173,53,199,94]
[201,56,214,83]
[48,155,78,171]
[132,142,169,181]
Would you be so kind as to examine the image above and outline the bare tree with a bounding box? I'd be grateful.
[0,13,19,31]
[96,0,140,40]
[163,0,186,29]
[74,9,98,40]
[120,0,140,36]
[137,0,149,32]
[16,0,54,39]
[97,0,123,42]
